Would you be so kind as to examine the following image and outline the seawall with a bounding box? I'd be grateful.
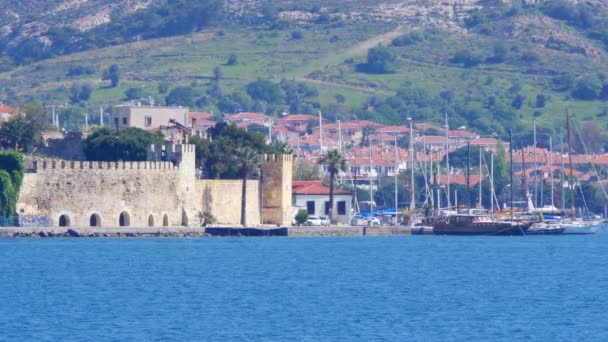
[0,226,412,238]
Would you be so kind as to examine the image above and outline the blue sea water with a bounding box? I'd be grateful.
[1,232,608,342]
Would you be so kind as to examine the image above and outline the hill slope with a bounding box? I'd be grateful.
[1,0,608,140]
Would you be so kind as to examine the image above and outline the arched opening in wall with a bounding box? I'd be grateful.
[58,214,70,227]
[148,214,155,227]
[163,214,169,227]
[119,211,130,227]
[181,209,188,226]
[90,213,101,227]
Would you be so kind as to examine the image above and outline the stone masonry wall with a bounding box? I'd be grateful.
[195,180,260,225]
[17,160,193,228]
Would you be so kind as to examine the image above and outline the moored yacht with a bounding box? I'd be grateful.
[433,212,531,236]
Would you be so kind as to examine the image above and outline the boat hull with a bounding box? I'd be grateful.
[433,222,530,236]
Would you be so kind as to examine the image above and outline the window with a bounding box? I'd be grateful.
[122,117,128,125]
[306,201,315,215]
[114,117,119,126]
[324,201,330,215]
[337,201,346,215]
[145,116,152,127]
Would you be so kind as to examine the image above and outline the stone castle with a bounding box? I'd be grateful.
[17,144,292,228]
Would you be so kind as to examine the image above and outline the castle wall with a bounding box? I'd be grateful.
[17,160,193,227]
[16,144,290,228]
[195,180,260,225]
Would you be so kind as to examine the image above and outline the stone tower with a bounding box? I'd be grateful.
[261,154,293,225]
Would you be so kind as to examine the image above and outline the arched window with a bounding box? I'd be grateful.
[90,213,101,227]
[119,211,130,227]
[163,214,169,227]
[58,214,70,227]
[148,214,155,227]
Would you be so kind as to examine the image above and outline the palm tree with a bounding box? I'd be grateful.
[235,146,261,226]
[319,149,348,223]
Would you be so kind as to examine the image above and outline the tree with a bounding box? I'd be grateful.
[360,45,397,74]
[125,87,144,100]
[572,75,602,100]
[213,66,223,81]
[319,149,347,222]
[234,146,260,226]
[294,210,309,225]
[83,127,164,161]
[102,64,120,87]
[0,116,34,151]
[246,79,283,103]
[165,86,197,107]
[69,83,94,103]
[226,54,238,66]
[0,151,24,217]
[291,30,304,40]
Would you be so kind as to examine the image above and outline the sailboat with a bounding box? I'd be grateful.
[560,108,597,234]
[432,140,532,235]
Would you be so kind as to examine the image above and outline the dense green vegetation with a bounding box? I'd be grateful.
[83,127,165,161]
[2,0,608,142]
[189,122,284,179]
[0,152,24,217]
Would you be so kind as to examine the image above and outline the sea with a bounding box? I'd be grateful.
[1,228,608,342]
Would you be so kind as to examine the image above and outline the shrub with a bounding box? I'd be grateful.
[295,210,309,225]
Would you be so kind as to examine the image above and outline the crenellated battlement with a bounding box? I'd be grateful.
[32,160,179,172]
[262,154,292,163]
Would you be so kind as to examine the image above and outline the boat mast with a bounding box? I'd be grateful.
[533,119,538,207]
[566,108,576,215]
[444,113,451,210]
[509,129,514,221]
[408,117,415,210]
[560,128,565,211]
[479,146,482,209]
[521,146,529,209]
[466,142,471,211]
[369,144,373,212]
[549,136,555,209]
[394,134,398,214]
[490,153,495,213]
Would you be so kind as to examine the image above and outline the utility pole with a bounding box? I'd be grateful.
[318,111,323,152]
[337,120,343,153]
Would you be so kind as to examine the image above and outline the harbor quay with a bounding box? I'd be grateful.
[0,225,412,238]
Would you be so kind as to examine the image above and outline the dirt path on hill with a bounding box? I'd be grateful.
[297,25,404,94]
[348,25,404,55]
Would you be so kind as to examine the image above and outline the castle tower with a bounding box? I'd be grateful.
[261,154,293,226]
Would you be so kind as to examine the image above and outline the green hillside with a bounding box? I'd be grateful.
[1,0,608,141]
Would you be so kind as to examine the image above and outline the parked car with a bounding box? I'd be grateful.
[306,215,331,226]
[351,215,381,226]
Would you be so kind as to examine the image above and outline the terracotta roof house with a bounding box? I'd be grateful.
[292,180,352,224]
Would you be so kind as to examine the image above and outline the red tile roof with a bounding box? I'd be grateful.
[277,114,316,122]
[415,123,442,132]
[448,129,478,138]
[0,104,18,114]
[189,112,214,122]
[375,125,413,134]
[225,112,270,122]
[292,180,351,195]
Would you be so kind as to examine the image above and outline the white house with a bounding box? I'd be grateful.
[292,180,352,224]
